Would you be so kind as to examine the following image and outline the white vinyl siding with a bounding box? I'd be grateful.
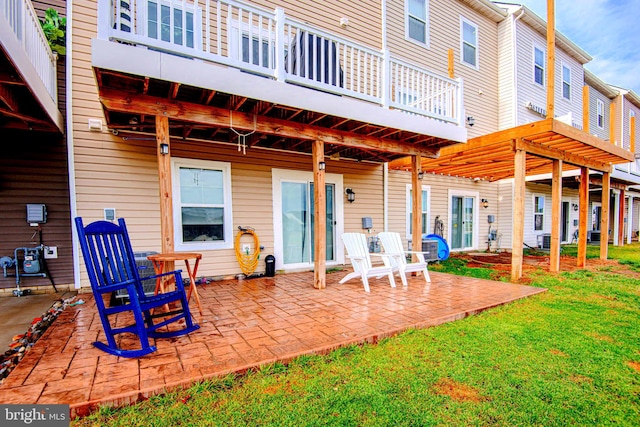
[460,17,478,69]
[406,0,428,46]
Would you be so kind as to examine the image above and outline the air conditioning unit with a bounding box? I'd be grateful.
[537,233,551,250]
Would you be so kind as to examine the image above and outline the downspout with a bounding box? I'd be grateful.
[66,0,80,289]
[512,8,525,127]
[382,0,389,232]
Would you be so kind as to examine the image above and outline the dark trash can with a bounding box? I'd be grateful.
[265,255,276,277]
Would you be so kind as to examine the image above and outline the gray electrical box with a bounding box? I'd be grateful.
[26,204,47,224]
[362,217,373,229]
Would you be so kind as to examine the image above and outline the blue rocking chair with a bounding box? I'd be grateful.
[75,217,200,357]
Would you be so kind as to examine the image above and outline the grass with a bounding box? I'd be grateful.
[72,244,640,426]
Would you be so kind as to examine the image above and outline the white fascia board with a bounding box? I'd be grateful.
[0,17,64,132]
[92,39,467,143]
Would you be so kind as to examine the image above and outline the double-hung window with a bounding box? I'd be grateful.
[533,195,545,231]
[406,0,428,45]
[146,0,201,49]
[460,17,478,68]
[597,99,605,129]
[534,45,545,86]
[407,185,430,238]
[562,64,571,100]
[172,158,233,250]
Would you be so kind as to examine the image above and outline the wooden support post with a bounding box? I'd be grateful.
[511,146,526,282]
[411,155,422,262]
[610,102,616,144]
[582,85,590,131]
[546,0,555,120]
[600,172,610,260]
[448,48,454,79]
[156,115,174,256]
[631,116,636,153]
[550,159,562,272]
[313,140,326,289]
[618,189,625,247]
[577,167,589,268]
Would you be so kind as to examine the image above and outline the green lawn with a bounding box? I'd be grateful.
[73,244,640,426]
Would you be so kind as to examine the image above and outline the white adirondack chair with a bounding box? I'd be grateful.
[339,233,396,292]
[377,232,431,287]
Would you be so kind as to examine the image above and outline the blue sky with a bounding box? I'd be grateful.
[518,0,640,94]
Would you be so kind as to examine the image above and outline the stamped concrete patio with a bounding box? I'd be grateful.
[0,270,545,417]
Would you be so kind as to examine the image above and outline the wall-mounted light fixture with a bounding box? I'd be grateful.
[572,203,579,211]
[466,116,475,127]
[318,161,326,171]
[418,170,424,180]
[160,143,169,155]
[481,198,489,209]
[345,187,356,203]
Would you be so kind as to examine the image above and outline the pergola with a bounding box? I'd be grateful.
[390,118,634,281]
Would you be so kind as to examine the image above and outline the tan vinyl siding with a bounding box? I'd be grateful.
[386,0,502,137]
[496,15,515,130]
[588,85,612,141]
[497,180,513,250]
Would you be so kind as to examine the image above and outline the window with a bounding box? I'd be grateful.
[147,0,200,49]
[597,99,605,129]
[407,185,430,238]
[172,158,233,250]
[534,45,544,86]
[631,110,636,136]
[461,18,478,68]
[562,64,571,100]
[407,0,428,45]
[534,195,545,231]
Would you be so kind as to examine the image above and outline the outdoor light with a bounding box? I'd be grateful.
[318,161,326,171]
[345,187,356,203]
[418,170,424,180]
[160,143,169,155]
[572,203,579,211]
[481,198,489,209]
[466,116,475,127]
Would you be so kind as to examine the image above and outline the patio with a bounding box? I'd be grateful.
[0,270,545,418]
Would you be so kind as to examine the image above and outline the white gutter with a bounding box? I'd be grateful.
[512,7,525,127]
[65,0,80,289]
[382,0,389,232]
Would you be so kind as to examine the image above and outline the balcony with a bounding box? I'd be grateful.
[0,0,62,132]
[97,0,463,127]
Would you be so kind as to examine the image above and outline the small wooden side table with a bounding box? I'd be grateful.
[147,252,204,316]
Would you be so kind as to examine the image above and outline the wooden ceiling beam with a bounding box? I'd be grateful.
[0,107,56,129]
[514,138,611,172]
[99,89,440,158]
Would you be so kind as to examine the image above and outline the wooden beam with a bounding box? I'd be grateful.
[631,115,636,153]
[156,115,174,254]
[514,137,611,172]
[550,159,562,272]
[582,85,589,131]
[577,167,589,267]
[99,89,439,158]
[609,102,616,144]
[313,140,326,289]
[512,146,526,282]
[448,48,454,78]
[546,0,555,119]
[411,155,422,263]
[600,172,610,260]
[618,189,625,246]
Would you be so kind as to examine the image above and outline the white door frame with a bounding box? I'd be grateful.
[272,168,344,271]
[447,189,480,251]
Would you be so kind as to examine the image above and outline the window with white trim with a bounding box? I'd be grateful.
[534,195,545,231]
[406,0,428,45]
[146,0,201,49]
[597,99,605,129]
[562,64,571,100]
[172,158,233,250]
[460,17,478,68]
[534,45,544,86]
[406,185,430,238]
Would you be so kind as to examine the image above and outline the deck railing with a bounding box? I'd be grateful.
[1,0,58,103]
[98,0,463,126]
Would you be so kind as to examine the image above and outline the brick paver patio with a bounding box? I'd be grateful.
[0,270,545,417]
